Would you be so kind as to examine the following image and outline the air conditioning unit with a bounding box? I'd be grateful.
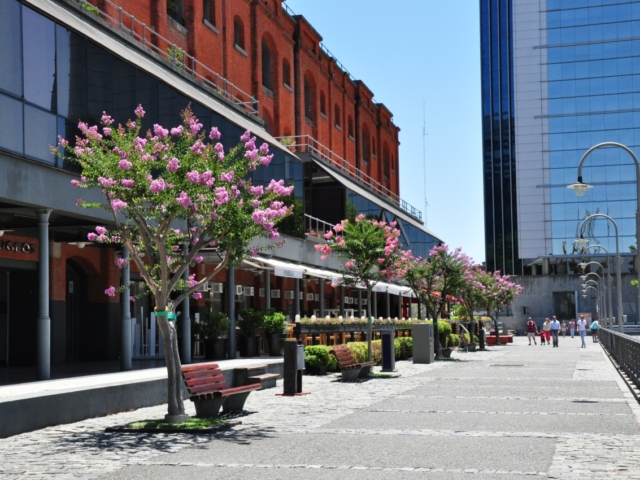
[235,285,244,296]
[271,289,281,298]
[345,297,353,304]
[210,283,223,294]
[201,282,209,292]
[284,290,295,299]
[259,288,265,297]
[306,293,315,301]
[314,294,319,301]
[362,299,368,306]
[243,287,254,296]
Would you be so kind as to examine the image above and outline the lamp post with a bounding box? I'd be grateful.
[582,280,602,318]
[568,142,639,330]
[578,243,614,326]
[578,213,624,332]
[577,261,606,326]
[582,285,600,319]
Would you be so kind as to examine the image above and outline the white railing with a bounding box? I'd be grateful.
[278,135,423,221]
[65,0,259,118]
[305,214,334,237]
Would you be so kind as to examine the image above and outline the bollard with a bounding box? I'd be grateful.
[283,339,298,396]
[381,330,395,372]
[296,342,305,394]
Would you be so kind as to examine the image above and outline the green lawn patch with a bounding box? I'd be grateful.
[106,417,240,434]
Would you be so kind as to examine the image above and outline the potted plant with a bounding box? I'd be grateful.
[196,312,229,360]
[238,308,264,357]
[263,309,287,356]
[304,345,337,375]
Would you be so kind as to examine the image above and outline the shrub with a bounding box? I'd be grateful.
[238,308,264,336]
[346,342,368,363]
[447,333,460,347]
[438,321,452,336]
[304,345,338,370]
[263,310,287,334]
[193,312,229,339]
[394,337,413,360]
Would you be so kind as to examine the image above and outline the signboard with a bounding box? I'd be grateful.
[274,266,303,279]
[0,241,36,254]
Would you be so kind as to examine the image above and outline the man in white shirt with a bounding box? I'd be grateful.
[550,316,561,348]
[577,315,588,348]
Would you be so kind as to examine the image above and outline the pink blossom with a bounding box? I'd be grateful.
[170,126,183,136]
[95,226,107,235]
[153,124,168,138]
[186,171,200,184]
[103,127,112,136]
[214,142,225,160]
[134,104,145,117]
[269,231,279,239]
[192,292,203,300]
[220,171,235,182]
[98,177,117,188]
[71,180,80,187]
[121,179,135,188]
[129,295,135,302]
[240,130,251,142]
[87,232,97,241]
[250,248,260,256]
[111,199,128,211]
[167,157,180,171]
[249,185,264,197]
[190,140,205,155]
[117,257,128,269]
[345,261,354,269]
[176,191,192,208]
[58,136,69,147]
[101,112,114,125]
[209,127,221,140]
[194,256,204,264]
[150,178,167,193]
[105,286,116,297]
[266,179,294,196]
[259,143,269,154]
[188,118,203,135]
[259,154,274,166]
[215,187,229,206]
[324,230,333,240]
[244,149,258,161]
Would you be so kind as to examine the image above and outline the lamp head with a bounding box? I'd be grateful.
[580,275,587,281]
[575,237,589,247]
[567,180,593,197]
[578,262,588,270]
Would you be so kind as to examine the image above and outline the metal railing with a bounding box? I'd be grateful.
[305,214,334,237]
[64,0,259,118]
[278,135,423,221]
[600,328,640,393]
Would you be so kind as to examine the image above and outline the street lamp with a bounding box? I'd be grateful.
[579,243,614,327]
[582,279,603,318]
[578,262,607,327]
[582,285,601,318]
[578,213,624,333]
[569,142,640,331]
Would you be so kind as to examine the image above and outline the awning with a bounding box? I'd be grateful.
[249,257,305,278]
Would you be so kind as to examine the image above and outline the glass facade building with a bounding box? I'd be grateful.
[481,0,640,272]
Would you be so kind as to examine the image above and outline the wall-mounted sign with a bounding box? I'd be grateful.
[274,266,303,279]
[0,241,36,255]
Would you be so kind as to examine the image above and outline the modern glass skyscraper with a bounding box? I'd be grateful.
[481,0,640,274]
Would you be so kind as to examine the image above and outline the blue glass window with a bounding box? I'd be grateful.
[0,1,22,96]
[0,93,23,154]
[22,6,56,111]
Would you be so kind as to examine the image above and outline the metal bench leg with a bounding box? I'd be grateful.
[193,397,226,418]
[340,368,362,382]
[222,392,252,412]
[358,366,373,378]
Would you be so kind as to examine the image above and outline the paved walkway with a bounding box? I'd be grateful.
[1,335,640,479]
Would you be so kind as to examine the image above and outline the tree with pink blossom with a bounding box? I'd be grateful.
[315,215,402,361]
[401,245,469,359]
[457,262,488,347]
[478,271,522,345]
[56,105,293,422]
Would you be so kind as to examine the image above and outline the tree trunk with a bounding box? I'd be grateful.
[433,311,443,360]
[493,310,500,346]
[156,311,188,423]
[469,313,476,345]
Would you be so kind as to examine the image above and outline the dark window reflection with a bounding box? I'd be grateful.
[24,104,56,164]
[22,6,55,111]
[0,1,22,96]
[0,93,23,154]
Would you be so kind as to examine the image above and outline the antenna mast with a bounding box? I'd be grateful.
[423,101,429,227]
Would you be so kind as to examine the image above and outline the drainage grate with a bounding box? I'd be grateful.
[488,364,527,367]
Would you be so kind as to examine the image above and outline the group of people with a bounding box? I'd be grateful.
[525,315,599,348]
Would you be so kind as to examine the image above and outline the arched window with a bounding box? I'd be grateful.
[261,38,272,90]
[234,17,245,50]
[203,0,216,26]
[362,124,371,170]
[167,0,184,24]
[334,104,341,129]
[282,59,291,87]
[348,116,354,138]
[320,92,326,117]
[304,75,315,122]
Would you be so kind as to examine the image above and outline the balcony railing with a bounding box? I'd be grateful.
[278,135,422,222]
[63,0,259,118]
[305,214,334,238]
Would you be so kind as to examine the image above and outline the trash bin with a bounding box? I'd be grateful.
[412,323,434,364]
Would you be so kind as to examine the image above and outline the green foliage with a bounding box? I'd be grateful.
[238,308,263,336]
[75,0,100,14]
[447,334,460,347]
[304,345,338,370]
[394,337,413,360]
[125,417,225,430]
[437,321,452,336]
[263,309,287,334]
[194,311,229,339]
[346,342,369,363]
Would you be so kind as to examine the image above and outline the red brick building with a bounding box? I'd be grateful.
[94,0,401,196]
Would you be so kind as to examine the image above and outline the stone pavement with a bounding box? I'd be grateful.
[1,334,640,479]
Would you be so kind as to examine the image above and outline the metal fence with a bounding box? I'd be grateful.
[599,328,640,392]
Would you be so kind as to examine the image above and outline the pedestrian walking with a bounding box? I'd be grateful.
[542,318,551,345]
[561,320,567,337]
[590,318,599,343]
[526,317,537,345]
[577,315,588,348]
[569,319,576,338]
[550,316,561,347]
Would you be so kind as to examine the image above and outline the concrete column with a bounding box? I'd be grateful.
[340,286,345,316]
[319,278,325,317]
[180,247,191,364]
[418,301,423,320]
[264,270,271,311]
[385,292,391,319]
[372,292,377,318]
[120,246,132,371]
[36,209,51,380]
[542,258,550,275]
[358,289,363,317]
[398,295,403,318]
[228,266,236,359]
[293,278,300,317]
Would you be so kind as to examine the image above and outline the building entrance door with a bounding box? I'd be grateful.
[66,262,84,361]
[5,269,38,366]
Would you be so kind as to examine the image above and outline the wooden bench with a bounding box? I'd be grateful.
[181,363,261,418]
[331,346,377,381]
[234,364,281,390]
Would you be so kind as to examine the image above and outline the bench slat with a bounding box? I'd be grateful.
[188,380,229,395]
[219,384,261,396]
[181,362,220,373]
[182,369,223,380]
[185,374,226,388]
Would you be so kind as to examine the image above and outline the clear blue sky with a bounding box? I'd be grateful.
[285,0,485,264]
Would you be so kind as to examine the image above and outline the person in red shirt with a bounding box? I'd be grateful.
[525,317,537,345]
